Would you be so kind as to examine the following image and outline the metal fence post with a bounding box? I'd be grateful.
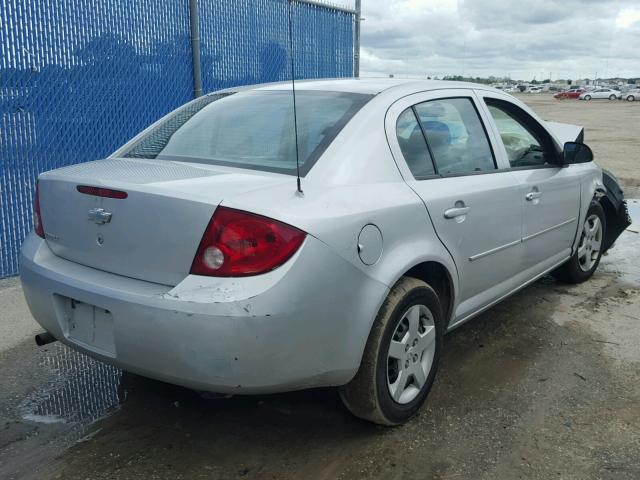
[189,0,203,97]
[354,0,361,77]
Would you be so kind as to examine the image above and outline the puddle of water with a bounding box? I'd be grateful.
[19,343,123,440]
[601,199,640,286]
[626,198,639,224]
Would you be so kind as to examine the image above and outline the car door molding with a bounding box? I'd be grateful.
[469,217,576,262]
[468,238,522,262]
[521,217,577,243]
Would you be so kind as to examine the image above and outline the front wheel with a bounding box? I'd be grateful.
[627,95,635,102]
[552,202,606,284]
[584,95,591,101]
[339,277,444,425]
[609,94,617,100]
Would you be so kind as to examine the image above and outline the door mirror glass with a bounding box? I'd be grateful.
[563,142,593,164]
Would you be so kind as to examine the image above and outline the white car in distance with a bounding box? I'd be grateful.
[579,88,619,101]
[618,89,639,102]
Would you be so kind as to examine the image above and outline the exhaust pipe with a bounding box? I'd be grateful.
[35,332,57,346]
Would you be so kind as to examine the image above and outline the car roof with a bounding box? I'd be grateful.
[216,77,489,96]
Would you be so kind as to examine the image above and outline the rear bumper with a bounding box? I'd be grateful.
[20,233,388,394]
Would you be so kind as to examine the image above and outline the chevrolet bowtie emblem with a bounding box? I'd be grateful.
[88,208,112,225]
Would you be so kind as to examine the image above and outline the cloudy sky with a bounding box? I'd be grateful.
[355,0,640,81]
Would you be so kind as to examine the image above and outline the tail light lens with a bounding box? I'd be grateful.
[190,207,306,277]
[34,182,45,238]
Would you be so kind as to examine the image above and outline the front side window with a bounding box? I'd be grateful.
[485,100,553,168]
[124,90,372,175]
[414,98,495,175]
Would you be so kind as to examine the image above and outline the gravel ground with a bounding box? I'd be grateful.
[0,93,638,480]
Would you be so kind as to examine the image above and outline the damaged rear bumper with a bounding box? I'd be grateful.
[20,233,388,394]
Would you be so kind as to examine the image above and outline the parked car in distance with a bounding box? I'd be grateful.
[20,79,630,425]
[579,88,619,100]
[555,88,585,99]
[527,86,543,93]
[504,86,521,93]
[618,89,639,101]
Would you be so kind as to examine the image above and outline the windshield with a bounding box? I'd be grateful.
[123,90,372,175]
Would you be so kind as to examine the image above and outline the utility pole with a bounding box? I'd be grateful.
[354,0,361,77]
[189,0,203,98]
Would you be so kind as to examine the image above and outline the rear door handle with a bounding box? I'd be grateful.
[444,206,471,219]
[525,191,542,201]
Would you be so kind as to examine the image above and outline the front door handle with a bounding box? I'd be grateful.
[444,205,471,219]
[525,191,542,201]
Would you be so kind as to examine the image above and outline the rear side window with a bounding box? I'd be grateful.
[414,98,495,175]
[395,108,436,178]
[124,90,372,176]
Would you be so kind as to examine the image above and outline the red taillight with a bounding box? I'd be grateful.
[34,182,45,238]
[190,207,306,277]
[77,185,128,199]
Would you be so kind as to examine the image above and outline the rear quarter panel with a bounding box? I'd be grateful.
[222,180,459,303]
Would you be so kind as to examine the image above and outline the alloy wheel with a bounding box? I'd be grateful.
[577,214,603,272]
[386,304,436,404]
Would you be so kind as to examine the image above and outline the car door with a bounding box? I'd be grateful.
[386,89,524,321]
[479,91,581,275]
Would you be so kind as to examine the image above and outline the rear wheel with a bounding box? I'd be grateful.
[339,277,443,425]
[627,95,635,102]
[609,94,617,100]
[552,202,606,284]
[584,94,591,101]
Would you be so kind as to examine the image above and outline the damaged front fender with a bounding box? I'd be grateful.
[599,169,632,252]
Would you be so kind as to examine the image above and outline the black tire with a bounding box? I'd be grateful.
[552,202,606,284]
[627,95,635,102]
[339,277,444,425]
[609,94,617,100]
[584,95,591,101]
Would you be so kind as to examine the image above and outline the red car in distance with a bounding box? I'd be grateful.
[554,88,585,99]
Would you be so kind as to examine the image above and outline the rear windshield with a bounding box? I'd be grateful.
[123,90,372,175]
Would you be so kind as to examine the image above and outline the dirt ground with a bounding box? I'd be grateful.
[0,94,639,480]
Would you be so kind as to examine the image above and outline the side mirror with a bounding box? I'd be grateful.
[563,142,593,165]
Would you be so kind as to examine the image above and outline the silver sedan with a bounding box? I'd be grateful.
[579,88,619,100]
[21,79,629,425]
[618,89,639,101]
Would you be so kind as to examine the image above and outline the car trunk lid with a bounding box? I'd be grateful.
[38,158,289,285]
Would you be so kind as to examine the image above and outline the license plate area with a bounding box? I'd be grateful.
[57,296,116,357]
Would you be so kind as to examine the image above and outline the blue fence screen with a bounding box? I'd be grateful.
[0,0,354,277]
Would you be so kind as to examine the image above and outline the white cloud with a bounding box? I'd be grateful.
[359,0,640,80]
[616,7,640,28]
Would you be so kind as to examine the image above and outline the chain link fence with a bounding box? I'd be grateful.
[0,0,355,277]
